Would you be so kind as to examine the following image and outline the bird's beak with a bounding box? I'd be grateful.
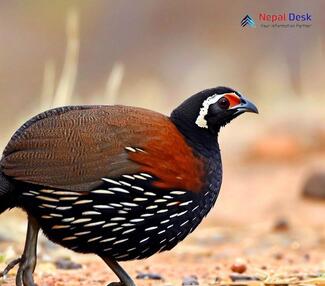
[232,96,259,114]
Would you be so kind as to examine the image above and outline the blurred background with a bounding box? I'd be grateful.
[0,1,324,285]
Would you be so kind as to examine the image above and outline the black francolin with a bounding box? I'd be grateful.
[0,86,258,286]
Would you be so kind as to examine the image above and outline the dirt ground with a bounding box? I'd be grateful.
[0,2,324,285]
[0,152,324,286]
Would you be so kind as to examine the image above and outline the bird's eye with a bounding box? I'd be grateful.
[217,97,230,110]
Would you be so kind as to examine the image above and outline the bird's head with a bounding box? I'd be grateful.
[171,86,258,136]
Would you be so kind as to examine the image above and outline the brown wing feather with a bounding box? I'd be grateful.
[128,124,204,193]
[1,105,204,192]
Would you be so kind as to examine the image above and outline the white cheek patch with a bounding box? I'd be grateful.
[195,94,224,128]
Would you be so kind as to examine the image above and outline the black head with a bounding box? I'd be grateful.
[171,87,258,140]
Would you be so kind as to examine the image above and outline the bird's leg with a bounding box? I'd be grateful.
[16,215,40,286]
[101,256,136,286]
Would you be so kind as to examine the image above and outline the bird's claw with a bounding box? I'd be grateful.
[0,257,22,278]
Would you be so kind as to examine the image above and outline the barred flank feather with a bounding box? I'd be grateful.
[0,171,15,214]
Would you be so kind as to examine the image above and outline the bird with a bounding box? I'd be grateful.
[0,86,258,286]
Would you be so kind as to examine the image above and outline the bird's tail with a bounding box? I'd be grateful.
[0,171,15,214]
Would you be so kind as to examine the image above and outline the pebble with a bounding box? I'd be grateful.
[261,266,268,270]
[302,172,325,200]
[135,272,163,280]
[54,257,82,270]
[303,253,310,261]
[230,274,261,281]
[273,253,284,260]
[182,275,199,285]
[231,258,247,274]
[273,218,290,232]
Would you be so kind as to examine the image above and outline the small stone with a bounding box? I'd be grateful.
[182,275,199,285]
[306,272,323,278]
[231,258,247,274]
[302,172,325,200]
[273,218,290,232]
[273,253,283,260]
[135,272,163,280]
[230,274,261,281]
[261,266,267,270]
[55,257,82,270]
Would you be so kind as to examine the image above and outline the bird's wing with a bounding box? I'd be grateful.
[1,105,204,192]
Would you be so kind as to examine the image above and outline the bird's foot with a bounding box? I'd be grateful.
[16,255,37,286]
[0,256,37,286]
[0,257,22,278]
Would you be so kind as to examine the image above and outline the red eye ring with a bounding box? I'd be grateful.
[217,97,230,110]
